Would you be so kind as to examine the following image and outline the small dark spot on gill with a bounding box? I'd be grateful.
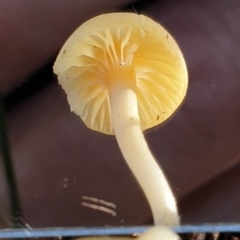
[162,111,166,114]
[131,118,133,120]
[63,49,66,54]
[94,46,97,48]
[157,115,159,120]
[166,34,169,39]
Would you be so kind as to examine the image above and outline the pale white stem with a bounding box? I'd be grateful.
[73,226,178,240]
[108,82,179,226]
[138,226,179,240]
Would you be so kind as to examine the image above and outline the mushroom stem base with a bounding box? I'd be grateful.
[109,82,179,226]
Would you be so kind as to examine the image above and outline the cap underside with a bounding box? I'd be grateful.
[54,13,188,135]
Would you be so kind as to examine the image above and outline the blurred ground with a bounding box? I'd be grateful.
[0,0,240,228]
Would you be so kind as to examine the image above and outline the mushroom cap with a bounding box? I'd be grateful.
[53,12,188,135]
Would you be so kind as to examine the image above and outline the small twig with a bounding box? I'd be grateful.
[82,196,116,209]
[0,94,23,228]
[81,202,117,216]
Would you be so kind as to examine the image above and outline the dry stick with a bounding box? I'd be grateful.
[81,202,117,216]
[0,94,23,228]
[82,196,116,208]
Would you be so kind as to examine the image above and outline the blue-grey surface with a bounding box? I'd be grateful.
[1,225,240,238]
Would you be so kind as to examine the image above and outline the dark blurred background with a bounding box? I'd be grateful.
[0,0,240,229]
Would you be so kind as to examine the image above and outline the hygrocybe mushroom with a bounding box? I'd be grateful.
[54,12,188,238]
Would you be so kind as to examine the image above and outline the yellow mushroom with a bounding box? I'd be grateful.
[54,12,188,238]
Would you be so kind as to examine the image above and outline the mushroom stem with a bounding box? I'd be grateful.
[74,226,178,240]
[108,79,179,226]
